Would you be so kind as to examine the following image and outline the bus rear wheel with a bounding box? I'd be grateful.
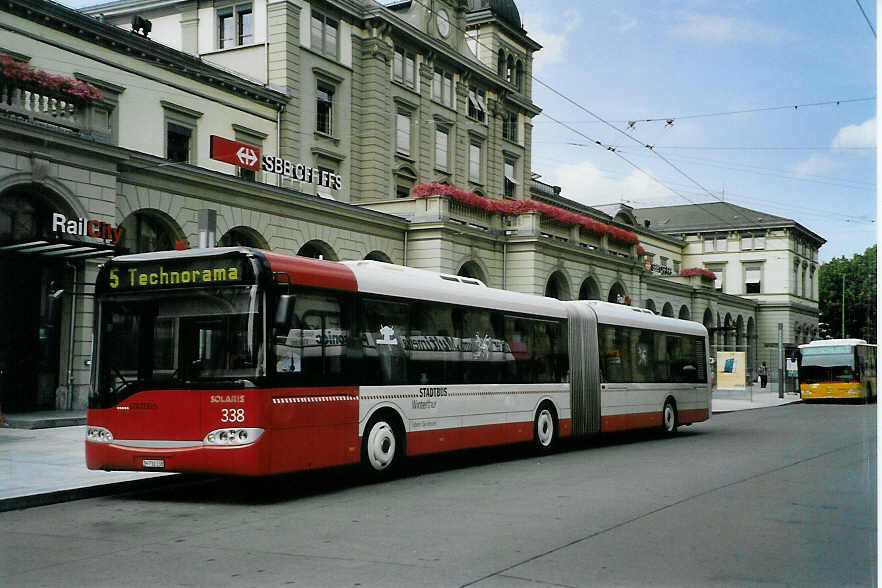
[662,398,678,435]
[533,403,558,453]
[362,413,403,477]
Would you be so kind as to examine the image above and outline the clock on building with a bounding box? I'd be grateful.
[436,9,450,38]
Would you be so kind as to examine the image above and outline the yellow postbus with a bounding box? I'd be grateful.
[798,339,877,402]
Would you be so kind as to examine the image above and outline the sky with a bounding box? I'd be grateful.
[515,0,876,262]
[54,0,876,262]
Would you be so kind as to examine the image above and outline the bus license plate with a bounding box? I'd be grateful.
[142,459,165,468]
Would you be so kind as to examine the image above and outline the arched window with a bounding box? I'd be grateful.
[578,277,600,300]
[545,271,571,300]
[218,226,267,249]
[662,302,674,318]
[679,305,691,320]
[607,282,626,304]
[119,211,177,254]
[506,55,514,83]
[497,49,505,77]
[297,240,338,261]
[645,299,657,313]
[458,261,487,283]
[515,60,523,91]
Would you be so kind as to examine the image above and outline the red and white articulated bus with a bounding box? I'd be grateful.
[86,247,710,476]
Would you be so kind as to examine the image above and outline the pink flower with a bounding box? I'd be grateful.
[411,183,641,246]
[680,267,716,279]
[0,54,102,102]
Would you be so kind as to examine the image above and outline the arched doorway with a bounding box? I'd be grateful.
[545,270,571,300]
[578,277,600,300]
[645,299,656,313]
[607,282,627,304]
[297,240,338,261]
[662,302,674,317]
[458,260,487,283]
[218,226,267,249]
[365,251,392,263]
[679,305,691,320]
[0,185,75,412]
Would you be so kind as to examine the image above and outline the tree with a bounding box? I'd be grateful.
[818,245,876,343]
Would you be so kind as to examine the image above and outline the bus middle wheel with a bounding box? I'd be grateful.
[662,398,678,435]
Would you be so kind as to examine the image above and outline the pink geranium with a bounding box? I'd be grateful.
[411,183,641,246]
[680,267,716,279]
[0,55,102,102]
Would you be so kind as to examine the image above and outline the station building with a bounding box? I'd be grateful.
[0,0,823,414]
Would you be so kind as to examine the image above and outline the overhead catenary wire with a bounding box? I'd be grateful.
[855,0,876,38]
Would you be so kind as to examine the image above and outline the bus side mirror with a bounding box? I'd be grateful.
[274,295,295,330]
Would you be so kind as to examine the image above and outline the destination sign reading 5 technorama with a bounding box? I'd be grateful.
[104,256,254,291]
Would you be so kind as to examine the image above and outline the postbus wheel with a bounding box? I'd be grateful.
[662,398,678,435]
[362,411,404,477]
[533,402,558,454]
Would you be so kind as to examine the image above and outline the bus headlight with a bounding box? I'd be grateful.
[86,426,114,443]
[204,427,264,446]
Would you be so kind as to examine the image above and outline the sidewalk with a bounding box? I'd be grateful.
[0,388,801,511]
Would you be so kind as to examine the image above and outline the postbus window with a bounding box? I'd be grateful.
[273,290,350,385]
[410,301,459,385]
[361,298,409,385]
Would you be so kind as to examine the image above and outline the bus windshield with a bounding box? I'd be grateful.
[799,346,857,385]
[91,286,263,408]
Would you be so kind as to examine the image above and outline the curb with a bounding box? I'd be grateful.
[0,474,193,513]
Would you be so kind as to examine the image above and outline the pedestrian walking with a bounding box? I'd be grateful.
[759,362,768,388]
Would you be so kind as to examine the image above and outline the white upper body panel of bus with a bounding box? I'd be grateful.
[340,260,568,318]
[574,300,708,337]
[799,338,869,349]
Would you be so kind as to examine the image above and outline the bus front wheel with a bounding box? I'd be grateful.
[362,413,403,476]
[662,398,678,435]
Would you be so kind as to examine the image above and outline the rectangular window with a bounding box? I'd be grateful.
[673,260,681,274]
[311,11,338,58]
[599,324,705,384]
[745,265,761,294]
[467,87,486,122]
[704,237,714,253]
[502,112,518,141]
[716,235,727,252]
[166,123,192,163]
[706,265,724,291]
[361,298,410,385]
[503,159,517,198]
[755,234,765,249]
[316,82,334,135]
[393,47,416,89]
[218,4,252,49]
[435,126,448,170]
[469,141,482,183]
[741,234,752,250]
[396,110,411,155]
[433,69,453,107]
[273,289,352,386]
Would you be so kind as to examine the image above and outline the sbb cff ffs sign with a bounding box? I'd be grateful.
[210,135,260,171]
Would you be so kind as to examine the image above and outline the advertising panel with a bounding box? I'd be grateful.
[716,351,746,389]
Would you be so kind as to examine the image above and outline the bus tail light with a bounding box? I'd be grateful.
[204,428,264,446]
[86,426,114,443]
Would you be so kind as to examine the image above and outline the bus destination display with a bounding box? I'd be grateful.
[105,256,252,291]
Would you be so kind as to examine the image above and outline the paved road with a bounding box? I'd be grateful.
[0,403,875,587]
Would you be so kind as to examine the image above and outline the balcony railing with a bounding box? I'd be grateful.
[0,79,109,140]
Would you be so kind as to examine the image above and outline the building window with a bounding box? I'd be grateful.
[393,47,416,89]
[740,234,752,250]
[469,141,482,183]
[502,111,518,142]
[506,55,514,83]
[311,11,338,59]
[316,82,334,135]
[162,101,201,163]
[673,260,681,274]
[396,110,411,155]
[716,235,727,252]
[433,68,454,108]
[218,4,253,49]
[497,49,505,77]
[707,265,724,291]
[468,87,486,122]
[515,60,523,91]
[503,158,518,198]
[435,126,449,171]
[755,234,765,249]
[745,265,761,294]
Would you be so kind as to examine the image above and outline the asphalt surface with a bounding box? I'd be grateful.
[0,401,875,588]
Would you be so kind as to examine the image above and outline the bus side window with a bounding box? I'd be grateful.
[409,301,459,385]
[361,298,409,385]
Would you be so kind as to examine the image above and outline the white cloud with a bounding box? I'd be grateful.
[543,160,680,207]
[792,154,841,178]
[832,117,875,149]
[522,11,582,73]
[670,12,799,43]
